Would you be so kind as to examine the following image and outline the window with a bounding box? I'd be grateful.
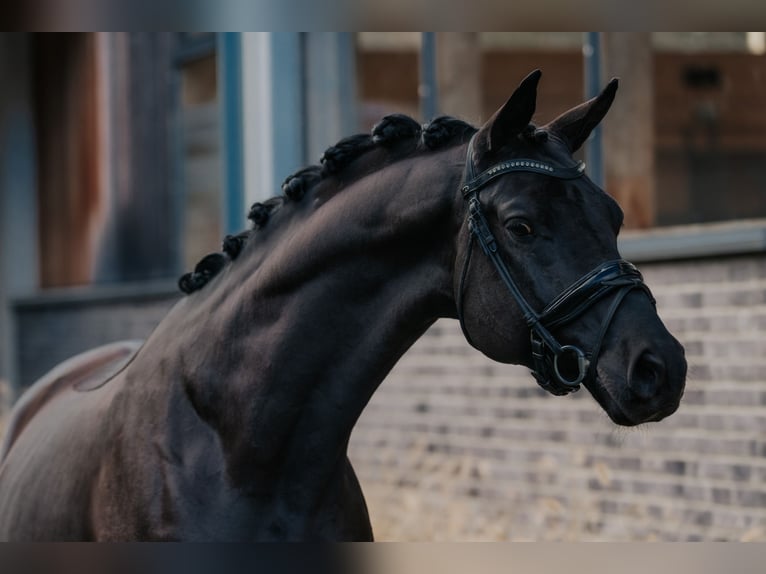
[653,32,766,226]
[355,32,766,231]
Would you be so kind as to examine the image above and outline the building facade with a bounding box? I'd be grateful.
[1,33,765,540]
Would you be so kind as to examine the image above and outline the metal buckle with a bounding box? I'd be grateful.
[468,198,497,255]
[530,331,582,395]
[553,345,589,387]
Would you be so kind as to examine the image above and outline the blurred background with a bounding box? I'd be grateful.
[0,32,765,540]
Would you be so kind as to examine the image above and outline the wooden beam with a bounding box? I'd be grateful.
[602,33,655,229]
[436,33,482,124]
[33,33,102,287]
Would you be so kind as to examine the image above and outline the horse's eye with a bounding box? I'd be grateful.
[508,220,533,237]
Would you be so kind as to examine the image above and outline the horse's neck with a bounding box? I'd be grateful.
[152,147,464,492]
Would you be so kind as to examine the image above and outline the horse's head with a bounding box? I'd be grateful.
[455,70,686,426]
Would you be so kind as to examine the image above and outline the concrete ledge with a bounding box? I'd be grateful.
[619,219,766,263]
[10,220,766,309]
[11,280,180,310]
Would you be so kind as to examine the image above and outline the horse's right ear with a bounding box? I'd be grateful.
[474,69,542,154]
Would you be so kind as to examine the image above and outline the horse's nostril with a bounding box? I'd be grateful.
[629,351,666,399]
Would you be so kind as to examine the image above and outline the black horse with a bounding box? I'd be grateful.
[0,71,686,541]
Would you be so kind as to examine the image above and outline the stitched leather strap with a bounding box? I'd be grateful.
[461,135,585,199]
[456,134,655,396]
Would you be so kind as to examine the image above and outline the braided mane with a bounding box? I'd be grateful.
[178,114,482,294]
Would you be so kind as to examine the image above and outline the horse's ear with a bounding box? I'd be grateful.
[475,69,542,153]
[545,78,618,153]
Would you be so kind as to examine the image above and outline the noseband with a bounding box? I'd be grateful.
[456,136,655,396]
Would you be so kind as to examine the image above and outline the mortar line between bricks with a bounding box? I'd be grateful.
[361,412,766,441]
[681,357,766,367]
[573,465,766,491]
[352,430,766,465]
[673,335,765,346]
[649,277,766,293]
[478,480,766,516]
[477,465,766,495]
[351,446,766,474]
[377,473,766,520]
[680,403,766,414]
[659,307,766,319]
[358,476,766,522]
[674,330,766,339]
[381,376,766,390]
[544,490,766,519]
[352,427,766,460]
[370,395,766,414]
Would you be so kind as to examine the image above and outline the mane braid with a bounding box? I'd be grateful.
[320,134,376,177]
[178,253,227,294]
[222,231,250,260]
[421,116,476,150]
[177,113,481,295]
[371,114,422,146]
[282,166,322,201]
[248,196,284,228]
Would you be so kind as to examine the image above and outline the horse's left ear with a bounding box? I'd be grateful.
[545,78,619,153]
[475,69,542,153]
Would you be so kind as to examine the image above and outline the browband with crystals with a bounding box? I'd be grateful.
[460,135,586,198]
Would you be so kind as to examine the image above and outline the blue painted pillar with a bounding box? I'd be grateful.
[218,33,245,234]
[419,32,438,121]
[304,33,357,163]
[240,33,305,210]
[583,32,604,188]
[239,33,355,212]
[268,34,305,185]
[0,34,38,390]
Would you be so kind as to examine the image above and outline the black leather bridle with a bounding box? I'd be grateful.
[456,135,655,396]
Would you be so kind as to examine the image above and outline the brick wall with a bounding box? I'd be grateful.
[349,253,766,541]
[2,255,765,541]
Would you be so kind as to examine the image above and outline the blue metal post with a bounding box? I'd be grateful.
[419,32,438,121]
[0,34,38,391]
[218,33,245,234]
[583,32,604,188]
[304,33,357,163]
[269,33,304,183]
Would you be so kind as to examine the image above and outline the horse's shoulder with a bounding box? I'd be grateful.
[0,340,143,461]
